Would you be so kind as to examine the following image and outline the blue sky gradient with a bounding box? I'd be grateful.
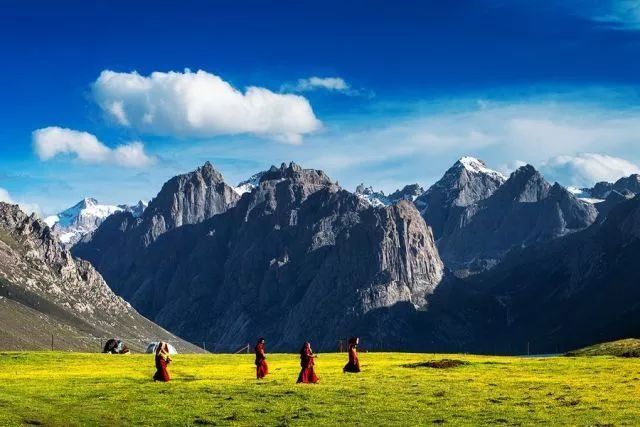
[2,0,640,214]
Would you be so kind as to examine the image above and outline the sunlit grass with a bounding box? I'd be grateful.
[0,352,638,425]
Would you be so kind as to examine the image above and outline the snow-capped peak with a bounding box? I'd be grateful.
[46,198,124,246]
[355,184,389,207]
[234,172,265,195]
[118,200,148,218]
[457,156,507,181]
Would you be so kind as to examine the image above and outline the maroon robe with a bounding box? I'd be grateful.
[343,344,361,373]
[153,354,171,382]
[255,343,269,379]
[297,346,318,383]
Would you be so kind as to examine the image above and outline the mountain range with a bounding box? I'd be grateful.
[70,157,640,352]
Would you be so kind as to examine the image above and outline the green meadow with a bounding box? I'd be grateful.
[0,352,638,426]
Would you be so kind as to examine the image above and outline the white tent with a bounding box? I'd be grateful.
[146,342,178,355]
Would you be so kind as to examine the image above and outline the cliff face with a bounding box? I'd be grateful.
[436,195,640,354]
[73,162,239,295]
[0,202,197,352]
[75,162,444,350]
[416,157,506,240]
[437,165,598,273]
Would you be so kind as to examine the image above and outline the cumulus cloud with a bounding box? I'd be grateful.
[92,69,322,144]
[197,95,640,192]
[32,127,156,168]
[541,153,640,187]
[0,187,41,216]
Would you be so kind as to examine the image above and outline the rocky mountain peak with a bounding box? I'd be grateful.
[76,197,99,208]
[355,183,425,208]
[354,184,389,207]
[417,157,506,239]
[495,164,549,203]
[388,184,424,202]
[454,156,507,181]
[143,161,239,230]
[260,162,332,186]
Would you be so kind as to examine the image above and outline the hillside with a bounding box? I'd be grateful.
[565,339,640,357]
[0,202,198,352]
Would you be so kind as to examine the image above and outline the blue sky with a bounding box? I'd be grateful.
[2,0,640,214]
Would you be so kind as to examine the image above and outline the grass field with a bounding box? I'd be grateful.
[0,352,639,426]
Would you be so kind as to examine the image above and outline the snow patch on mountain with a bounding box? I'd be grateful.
[46,198,147,246]
[567,187,604,204]
[355,183,424,207]
[119,200,148,217]
[355,184,390,207]
[234,172,265,195]
[458,156,507,181]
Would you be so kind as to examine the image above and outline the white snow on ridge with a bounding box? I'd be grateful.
[579,197,605,204]
[44,215,59,228]
[458,156,507,181]
[46,198,147,246]
[354,184,390,207]
[567,187,604,204]
[234,172,265,195]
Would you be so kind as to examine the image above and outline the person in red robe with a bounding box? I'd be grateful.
[343,337,361,373]
[255,338,269,379]
[153,341,172,382]
[297,341,319,383]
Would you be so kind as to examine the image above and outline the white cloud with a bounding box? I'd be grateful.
[32,127,156,168]
[290,77,350,92]
[541,153,640,187]
[0,188,12,203]
[190,95,640,192]
[92,69,322,144]
[280,76,371,97]
[0,187,41,216]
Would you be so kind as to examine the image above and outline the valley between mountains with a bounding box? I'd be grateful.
[2,156,639,352]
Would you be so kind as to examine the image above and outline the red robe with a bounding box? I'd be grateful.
[153,354,171,382]
[343,345,361,373]
[255,343,269,379]
[297,348,318,383]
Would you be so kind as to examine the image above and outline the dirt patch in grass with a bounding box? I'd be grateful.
[403,359,469,369]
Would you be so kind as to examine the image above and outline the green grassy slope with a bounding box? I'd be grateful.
[565,338,640,357]
[0,352,638,426]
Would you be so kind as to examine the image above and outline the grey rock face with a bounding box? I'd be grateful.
[0,202,195,351]
[438,165,598,273]
[355,183,424,208]
[416,157,505,240]
[73,162,239,293]
[142,161,240,242]
[436,195,640,354]
[388,184,425,203]
[76,162,444,350]
[585,174,640,199]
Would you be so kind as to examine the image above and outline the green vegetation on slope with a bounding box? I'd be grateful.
[566,338,640,357]
[0,352,639,426]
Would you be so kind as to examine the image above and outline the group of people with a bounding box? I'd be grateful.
[152,337,361,383]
